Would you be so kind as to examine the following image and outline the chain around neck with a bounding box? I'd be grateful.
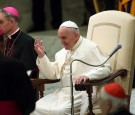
[4,30,22,57]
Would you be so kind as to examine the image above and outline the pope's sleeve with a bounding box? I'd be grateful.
[83,44,111,80]
[36,54,59,79]
[84,65,111,80]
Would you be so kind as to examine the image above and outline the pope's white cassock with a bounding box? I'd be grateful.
[31,36,111,115]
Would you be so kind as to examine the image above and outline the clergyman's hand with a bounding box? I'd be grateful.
[75,75,89,84]
[34,38,45,58]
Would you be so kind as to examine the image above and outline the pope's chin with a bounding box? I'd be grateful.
[63,45,70,50]
[64,46,72,50]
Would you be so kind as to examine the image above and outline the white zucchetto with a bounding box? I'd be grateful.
[60,20,78,29]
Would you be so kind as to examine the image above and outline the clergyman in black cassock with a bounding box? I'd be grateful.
[4,29,38,78]
[0,6,38,78]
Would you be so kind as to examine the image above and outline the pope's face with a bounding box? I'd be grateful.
[58,27,79,50]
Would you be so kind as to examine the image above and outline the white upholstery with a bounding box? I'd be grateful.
[87,10,135,95]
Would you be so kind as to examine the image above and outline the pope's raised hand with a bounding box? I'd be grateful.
[34,38,45,58]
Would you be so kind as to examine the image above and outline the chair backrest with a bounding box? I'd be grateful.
[86,10,135,95]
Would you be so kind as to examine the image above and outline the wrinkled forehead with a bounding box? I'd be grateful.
[59,26,78,32]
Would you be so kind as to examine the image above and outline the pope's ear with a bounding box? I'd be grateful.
[74,32,79,39]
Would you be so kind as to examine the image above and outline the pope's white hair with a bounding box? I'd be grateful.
[59,26,80,35]
[100,86,128,110]
[71,28,80,35]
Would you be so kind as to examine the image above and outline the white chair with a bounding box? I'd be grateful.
[75,10,135,115]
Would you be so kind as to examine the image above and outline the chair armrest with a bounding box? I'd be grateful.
[75,69,127,115]
[75,69,127,91]
[31,78,60,99]
[31,78,60,86]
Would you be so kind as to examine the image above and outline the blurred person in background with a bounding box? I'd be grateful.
[99,83,132,115]
[30,0,62,32]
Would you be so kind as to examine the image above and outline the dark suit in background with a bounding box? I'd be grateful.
[31,0,62,31]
